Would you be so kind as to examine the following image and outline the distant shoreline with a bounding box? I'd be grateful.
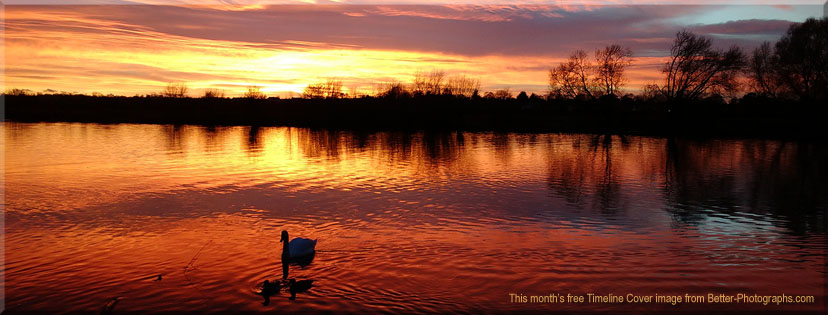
[4,94,826,139]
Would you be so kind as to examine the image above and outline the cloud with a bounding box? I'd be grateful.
[11,5,719,57]
[772,4,794,10]
[3,1,825,5]
[3,4,816,96]
[689,19,793,35]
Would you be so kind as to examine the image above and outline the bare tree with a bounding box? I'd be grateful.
[163,82,188,98]
[244,85,267,99]
[203,88,226,98]
[662,31,746,100]
[413,69,445,95]
[595,44,633,96]
[348,85,361,98]
[639,83,667,102]
[570,50,596,98]
[746,42,783,97]
[549,50,597,99]
[444,74,481,97]
[548,62,580,99]
[303,83,324,99]
[322,79,343,98]
[304,79,344,98]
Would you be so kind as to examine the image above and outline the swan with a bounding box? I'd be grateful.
[280,230,317,259]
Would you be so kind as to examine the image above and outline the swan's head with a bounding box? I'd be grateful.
[280,230,289,243]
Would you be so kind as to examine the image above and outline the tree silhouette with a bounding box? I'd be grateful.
[774,17,828,100]
[548,58,581,99]
[379,81,411,99]
[493,88,513,100]
[569,50,596,99]
[661,31,745,100]
[516,91,529,102]
[550,46,631,99]
[304,79,344,98]
[322,79,344,98]
[162,82,188,98]
[747,42,784,98]
[413,69,446,95]
[4,88,34,96]
[303,83,325,99]
[594,44,633,96]
[243,85,267,99]
[444,74,481,97]
[203,88,225,98]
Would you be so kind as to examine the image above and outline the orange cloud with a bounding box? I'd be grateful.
[3,4,807,97]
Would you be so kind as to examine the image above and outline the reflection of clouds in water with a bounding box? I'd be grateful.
[1,123,824,242]
[6,123,825,236]
[3,123,826,313]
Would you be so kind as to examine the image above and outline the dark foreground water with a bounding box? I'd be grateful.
[2,122,826,313]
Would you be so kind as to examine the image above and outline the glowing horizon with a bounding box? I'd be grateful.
[3,4,822,97]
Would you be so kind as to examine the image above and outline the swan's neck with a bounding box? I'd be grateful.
[282,240,290,257]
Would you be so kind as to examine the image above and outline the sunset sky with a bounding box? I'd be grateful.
[3,1,824,97]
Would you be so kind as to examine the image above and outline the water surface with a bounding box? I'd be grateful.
[2,122,826,313]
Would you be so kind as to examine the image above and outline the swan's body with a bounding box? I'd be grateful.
[280,230,316,279]
[280,230,317,259]
[286,237,317,258]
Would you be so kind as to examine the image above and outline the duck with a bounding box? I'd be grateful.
[261,280,280,295]
[280,230,317,259]
[260,280,281,306]
[288,279,314,300]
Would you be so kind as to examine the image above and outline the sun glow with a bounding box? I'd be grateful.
[6,24,569,97]
[4,4,809,97]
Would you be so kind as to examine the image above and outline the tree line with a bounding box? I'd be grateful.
[549,17,827,102]
[301,70,486,100]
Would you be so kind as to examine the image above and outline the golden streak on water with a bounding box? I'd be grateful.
[2,122,826,312]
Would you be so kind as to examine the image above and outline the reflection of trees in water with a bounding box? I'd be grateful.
[547,135,594,209]
[204,126,220,151]
[490,132,512,164]
[594,134,622,216]
[545,134,826,234]
[201,125,237,152]
[156,125,824,235]
[546,134,663,217]
[663,138,827,234]
[345,131,371,153]
[378,132,414,164]
[4,122,35,141]
[162,125,260,157]
[290,129,467,169]
[246,126,262,155]
[162,125,184,155]
[420,131,464,164]
[664,138,740,226]
[296,129,344,160]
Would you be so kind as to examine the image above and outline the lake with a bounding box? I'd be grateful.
[2,122,825,313]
